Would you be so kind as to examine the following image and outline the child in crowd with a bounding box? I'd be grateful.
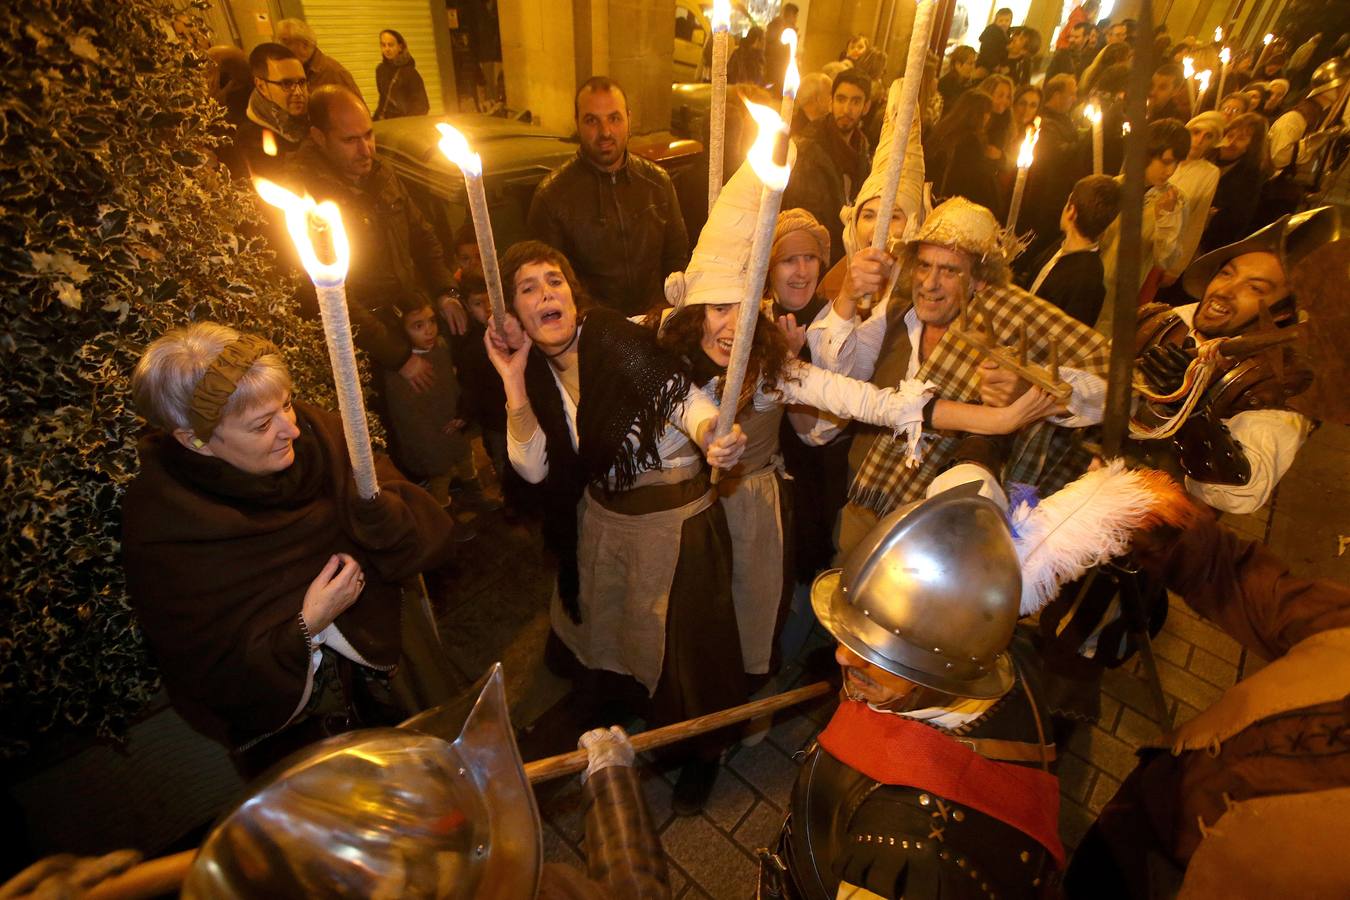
[381,300,477,528]
[449,272,511,507]
[1021,174,1121,327]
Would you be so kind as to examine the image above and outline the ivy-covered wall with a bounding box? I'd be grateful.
[0,0,338,757]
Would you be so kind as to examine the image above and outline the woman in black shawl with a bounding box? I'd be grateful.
[484,241,747,814]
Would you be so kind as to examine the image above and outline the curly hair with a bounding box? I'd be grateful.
[657,304,797,397]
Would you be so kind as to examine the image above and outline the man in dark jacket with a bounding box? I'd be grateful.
[976,7,1014,75]
[781,69,873,266]
[227,42,310,181]
[1046,21,1091,80]
[286,86,467,393]
[1021,174,1120,325]
[275,17,365,104]
[765,3,799,94]
[527,76,690,316]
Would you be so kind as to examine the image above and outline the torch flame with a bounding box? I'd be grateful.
[1264,33,1273,46]
[1016,117,1041,169]
[435,122,483,177]
[1083,102,1101,124]
[1197,69,1212,94]
[1182,56,1195,79]
[744,99,789,191]
[712,0,731,32]
[1214,26,1222,43]
[254,177,350,285]
[1220,46,1231,64]
[781,28,800,99]
[261,129,278,157]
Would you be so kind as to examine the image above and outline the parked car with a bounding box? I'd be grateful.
[373,113,706,262]
[674,0,711,82]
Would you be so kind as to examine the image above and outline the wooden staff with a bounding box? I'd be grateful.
[524,680,832,783]
[708,0,732,209]
[81,681,833,899]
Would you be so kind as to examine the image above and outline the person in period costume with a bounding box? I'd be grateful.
[759,462,1180,899]
[483,240,747,814]
[1065,476,1350,899]
[373,29,431,120]
[814,197,1112,557]
[655,161,941,703]
[1132,206,1342,514]
[121,324,456,776]
[183,664,670,899]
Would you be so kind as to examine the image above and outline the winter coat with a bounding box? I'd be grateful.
[286,143,458,371]
[781,116,872,266]
[374,53,430,120]
[304,47,364,103]
[527,151,690,317]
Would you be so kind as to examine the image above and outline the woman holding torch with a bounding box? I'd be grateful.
[121,323,456,776]
[483,240,748,814]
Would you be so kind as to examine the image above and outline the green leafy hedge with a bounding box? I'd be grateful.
[0,0,340,757]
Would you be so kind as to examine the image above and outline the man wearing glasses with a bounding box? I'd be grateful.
[231,43,310,179]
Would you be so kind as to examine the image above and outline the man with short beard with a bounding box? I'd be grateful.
[1133,206,1340,514]
[782,69,874,266]
[231,43,310,180]
[527,76,689,316]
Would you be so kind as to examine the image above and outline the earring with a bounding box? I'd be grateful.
[191,438,205,449]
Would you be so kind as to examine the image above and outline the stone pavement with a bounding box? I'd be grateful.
[434,423,1348,898]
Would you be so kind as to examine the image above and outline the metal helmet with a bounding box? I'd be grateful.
[184,664,542,899]
[1182,205,1342,301]
[1307,56,1350,99]
[811,482,1021,699]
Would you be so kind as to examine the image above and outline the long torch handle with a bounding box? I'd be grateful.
[463,170,508,339]
[315,282,379,500]
[712,183,785,445]
[861,0,935,313]
[708,30,730,210]
[523,680,833,783]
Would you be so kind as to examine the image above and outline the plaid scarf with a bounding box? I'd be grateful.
[850,283,1111,516]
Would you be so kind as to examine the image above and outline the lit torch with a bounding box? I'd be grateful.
[778,28,800,125]
[254,177,378,499]
[1084,102,1104,175]
[261,129,278,158]
[708,0,732,209]
[710,100,791,475]
[1196,69,1212,107]
[1183,56,1197,110]
[1006,117,1040,235]
[1257,33,1275,71]
[435,123,507,339]
[1214,26,1223,44]
[1216,46,1231,109]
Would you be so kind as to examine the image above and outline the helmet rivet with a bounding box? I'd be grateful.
[919,793,931,806]
[945,662,953,669]
[863,609,871,616]
[932,647,942,653]
[458,767,467,776]
[475,844,486,857]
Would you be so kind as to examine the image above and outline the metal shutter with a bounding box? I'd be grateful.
[300,0,443,114]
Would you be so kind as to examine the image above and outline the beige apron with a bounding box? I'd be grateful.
[550,486,716,694]
[719,464,786,675]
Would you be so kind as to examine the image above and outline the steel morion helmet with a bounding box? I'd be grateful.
[811,483,1022,699]
[183,663,542,899]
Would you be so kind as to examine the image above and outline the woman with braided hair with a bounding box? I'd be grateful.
[484,240,748,813]
[121,323,456,776]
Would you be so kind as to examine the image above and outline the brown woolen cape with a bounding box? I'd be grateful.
[121,401,454,748]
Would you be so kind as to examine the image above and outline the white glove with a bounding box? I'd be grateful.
[578,725,635,783]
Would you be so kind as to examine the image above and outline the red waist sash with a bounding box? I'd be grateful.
[818,700,1065,866]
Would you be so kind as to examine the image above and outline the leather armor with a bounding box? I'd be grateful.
[1133,304,1312,485]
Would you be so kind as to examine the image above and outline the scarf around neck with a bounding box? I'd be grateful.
[159,404,326,510]
[247,89,309,146]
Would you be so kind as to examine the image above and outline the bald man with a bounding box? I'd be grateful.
[286,86,466,392]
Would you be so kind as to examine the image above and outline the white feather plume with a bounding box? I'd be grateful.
[1011,461,1166,616]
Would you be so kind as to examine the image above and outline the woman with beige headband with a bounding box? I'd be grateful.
[121,322,455,775]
